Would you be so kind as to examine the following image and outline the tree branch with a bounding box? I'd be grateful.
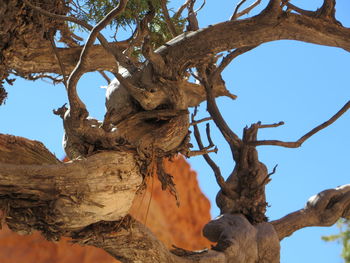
[156,12,350,73]
[272,185,350,240]
[231,0,262,20]
[0,135,142,234]
[73,216,227,263]
[251,100,350,148]
[7,9,350,78]
[160,0,178,37]
[66,0,129,118]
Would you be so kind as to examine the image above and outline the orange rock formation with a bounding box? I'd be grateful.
[0,156,212,263]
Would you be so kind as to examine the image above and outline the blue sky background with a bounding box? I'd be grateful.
[0,0,349,262]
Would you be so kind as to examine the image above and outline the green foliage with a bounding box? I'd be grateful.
[79,0,162,27]
[70,0,186,48]
[322,219,350,262]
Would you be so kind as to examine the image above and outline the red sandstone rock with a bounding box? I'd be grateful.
[0,156,212,262]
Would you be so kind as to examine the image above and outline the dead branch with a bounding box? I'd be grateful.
[191,110,237,199]
[98,71,111,84]
[231,0,248,20]
[187,147,217,157]
[201,77,242,160]
[256,121,285,129]
[251,100,350,148]
[72,216,228,263]
[48,31,68,87]
[231,0,262,20]
[212,46,258,78]
[66,0,129,119]
[281,0,316,16]
[272,185,350,240]
[194,0,206,13]
[174,0,191,20]
[190,116,212,126]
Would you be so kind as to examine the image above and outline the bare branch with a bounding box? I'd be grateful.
[98,71,111,84]
[160,0,178,37]
[256,121,284,129]
[194,0,206,13]
[48,33,68,87]
[272,185,350,240]
[231,0,248,20]
[232,0,262,20]
[212,46,258,78]
[251,100,350,148]
[191,111,237,198]
[174,0,191,20]
[281,0,315,16]
[201,76,242,160]
[66,0,129,118]
[187,147,218,157]
[190,116,212,126]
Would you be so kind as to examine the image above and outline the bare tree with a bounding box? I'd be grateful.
[1,0,350,262]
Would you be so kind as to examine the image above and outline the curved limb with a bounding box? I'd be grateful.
[272,185,350,240]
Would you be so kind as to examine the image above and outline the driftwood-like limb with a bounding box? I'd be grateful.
[72,214,281,263]
[272,185,350,241]
[0,135,142,236]
[251,100,350,148]
[73,216,228,263]
[0,134,60,165]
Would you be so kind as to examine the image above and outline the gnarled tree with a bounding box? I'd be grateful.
[0,0,350,262]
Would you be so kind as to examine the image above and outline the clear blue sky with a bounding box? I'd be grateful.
[1,0,349,262]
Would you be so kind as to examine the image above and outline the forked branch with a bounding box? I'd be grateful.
[251,100,350,148]
[231,0,264,21]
